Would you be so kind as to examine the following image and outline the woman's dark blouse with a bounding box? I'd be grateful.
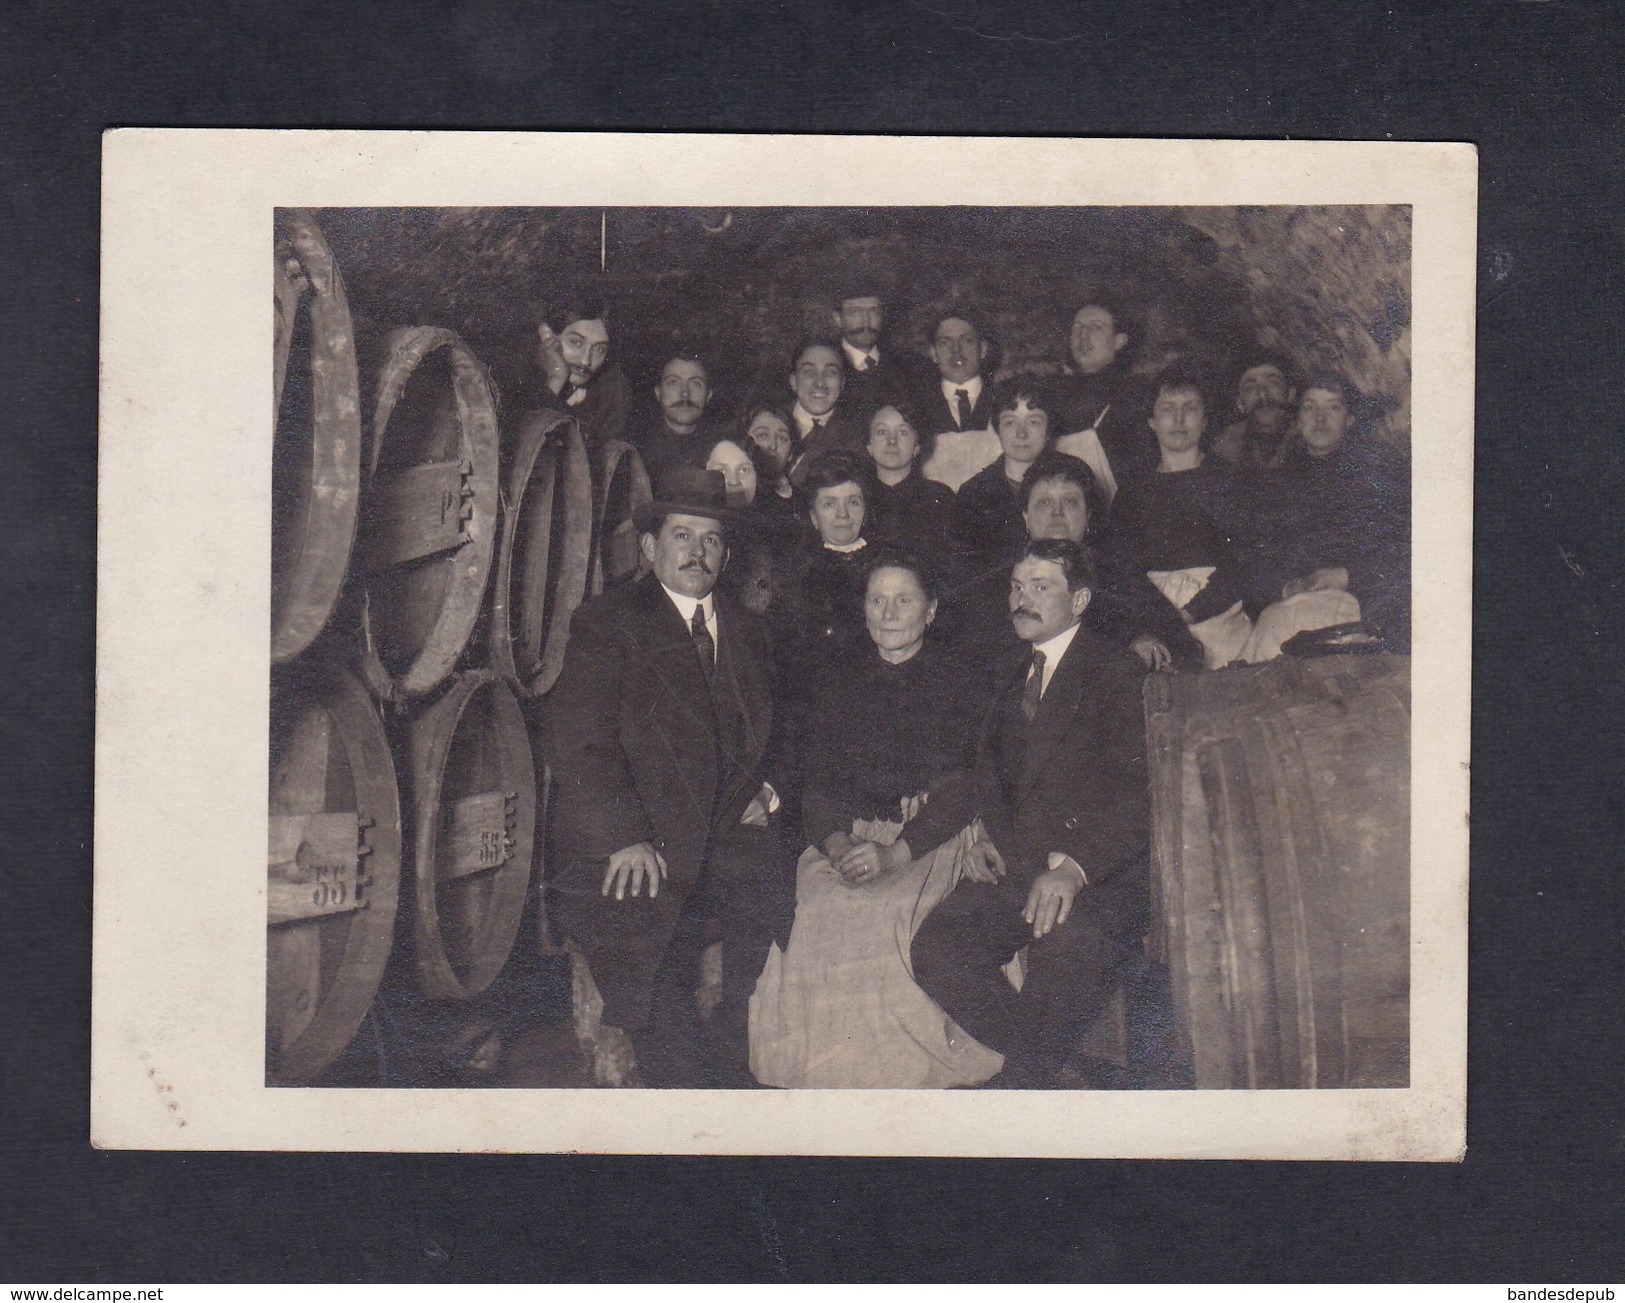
[1097,458,1257,662]
[802,639,992,855]
[953,461,1029,568]
[865,469,956,559]
[775,541,874,678]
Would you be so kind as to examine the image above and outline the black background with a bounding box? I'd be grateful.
[4,0,1622,1283]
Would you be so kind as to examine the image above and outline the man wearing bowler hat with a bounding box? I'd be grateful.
[543,465,791,1088]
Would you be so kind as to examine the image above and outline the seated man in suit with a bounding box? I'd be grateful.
[543,465,793,1088]
[785,338,866,487]
[633,352,723,481]
[829,279,920,422]
[917,308,1002,492]
[911,538,1150,1089]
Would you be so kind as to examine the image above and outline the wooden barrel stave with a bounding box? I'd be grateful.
[408,670,537,999]
[267,663,402,1085]
[489,410,593,698]
[1147,654,1410,1089]
[271,209,362,664]
[357,328,501,701]
[590,439,652,594]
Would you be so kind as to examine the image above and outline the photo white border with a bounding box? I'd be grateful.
[93,131,1473,1158]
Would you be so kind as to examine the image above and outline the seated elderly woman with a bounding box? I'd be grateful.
[1241,372,1411,660]
[861,400,955,558]
[749,551,1001,1088]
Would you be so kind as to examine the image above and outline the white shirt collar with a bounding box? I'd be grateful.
[941,375,983,406]
[841,340,880,370]
[792,402,831,437]
[1029,620,1081,693]
[823,537,868,555]
[659,583,715,627]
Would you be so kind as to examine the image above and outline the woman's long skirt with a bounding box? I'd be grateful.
[748,819,1003,1089]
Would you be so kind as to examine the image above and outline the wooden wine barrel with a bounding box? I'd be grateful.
[488,409,594,698]
[408,670,537,999]
[267,662,402,1085]
[357,327,501,702]
[1145,654,1410,1090]
[590,438,652,593]
[271,209,361,664]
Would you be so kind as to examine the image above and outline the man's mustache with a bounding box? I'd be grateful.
[1013,608,1039,620]
[681,559,714,575]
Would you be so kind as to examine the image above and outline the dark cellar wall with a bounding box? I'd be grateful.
[316,204,1411,447]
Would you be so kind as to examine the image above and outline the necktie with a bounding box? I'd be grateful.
[955,388,972,429]
[1021,649,1046,721]
[857,357,871,372]
[691,604,715,682]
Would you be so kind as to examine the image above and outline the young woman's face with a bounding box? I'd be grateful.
[867,406,920,474]
[810,481,865,547]
[705,439,758,508]
[996,399,1050,466]
[745,412,793,473]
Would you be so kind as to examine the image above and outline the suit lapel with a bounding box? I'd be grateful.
[710,597,768,795]
[631,576,722,814]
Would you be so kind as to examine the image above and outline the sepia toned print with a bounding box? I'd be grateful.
[95,133,1472,1156]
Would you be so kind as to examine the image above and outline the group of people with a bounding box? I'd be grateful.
[528,280,1411,1090]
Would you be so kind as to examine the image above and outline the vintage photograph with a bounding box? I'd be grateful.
[94,132,1472,1156]
[268,202,1413,1093]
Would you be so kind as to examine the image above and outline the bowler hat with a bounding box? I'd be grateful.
[632,464,742,533]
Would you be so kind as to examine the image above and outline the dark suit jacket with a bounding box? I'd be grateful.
[544,572,776,889]
[629,414,729,484]
[541,364,632,459]
[914,376,994,436]
[976,624,1150,893]
[840,348,926,426]
[786,410,868,487]
[1053,366,1158,487]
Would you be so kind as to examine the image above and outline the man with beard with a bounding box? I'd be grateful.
[829,281,920,421]
[634,352,722,481]
[1053,298,1157,502]
[1210,353,1301,472]
[544,465,792,1088]
[524,297,632,457]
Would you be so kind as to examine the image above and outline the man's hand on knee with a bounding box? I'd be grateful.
[602,842,668,900]
[1023,866,1083,939]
